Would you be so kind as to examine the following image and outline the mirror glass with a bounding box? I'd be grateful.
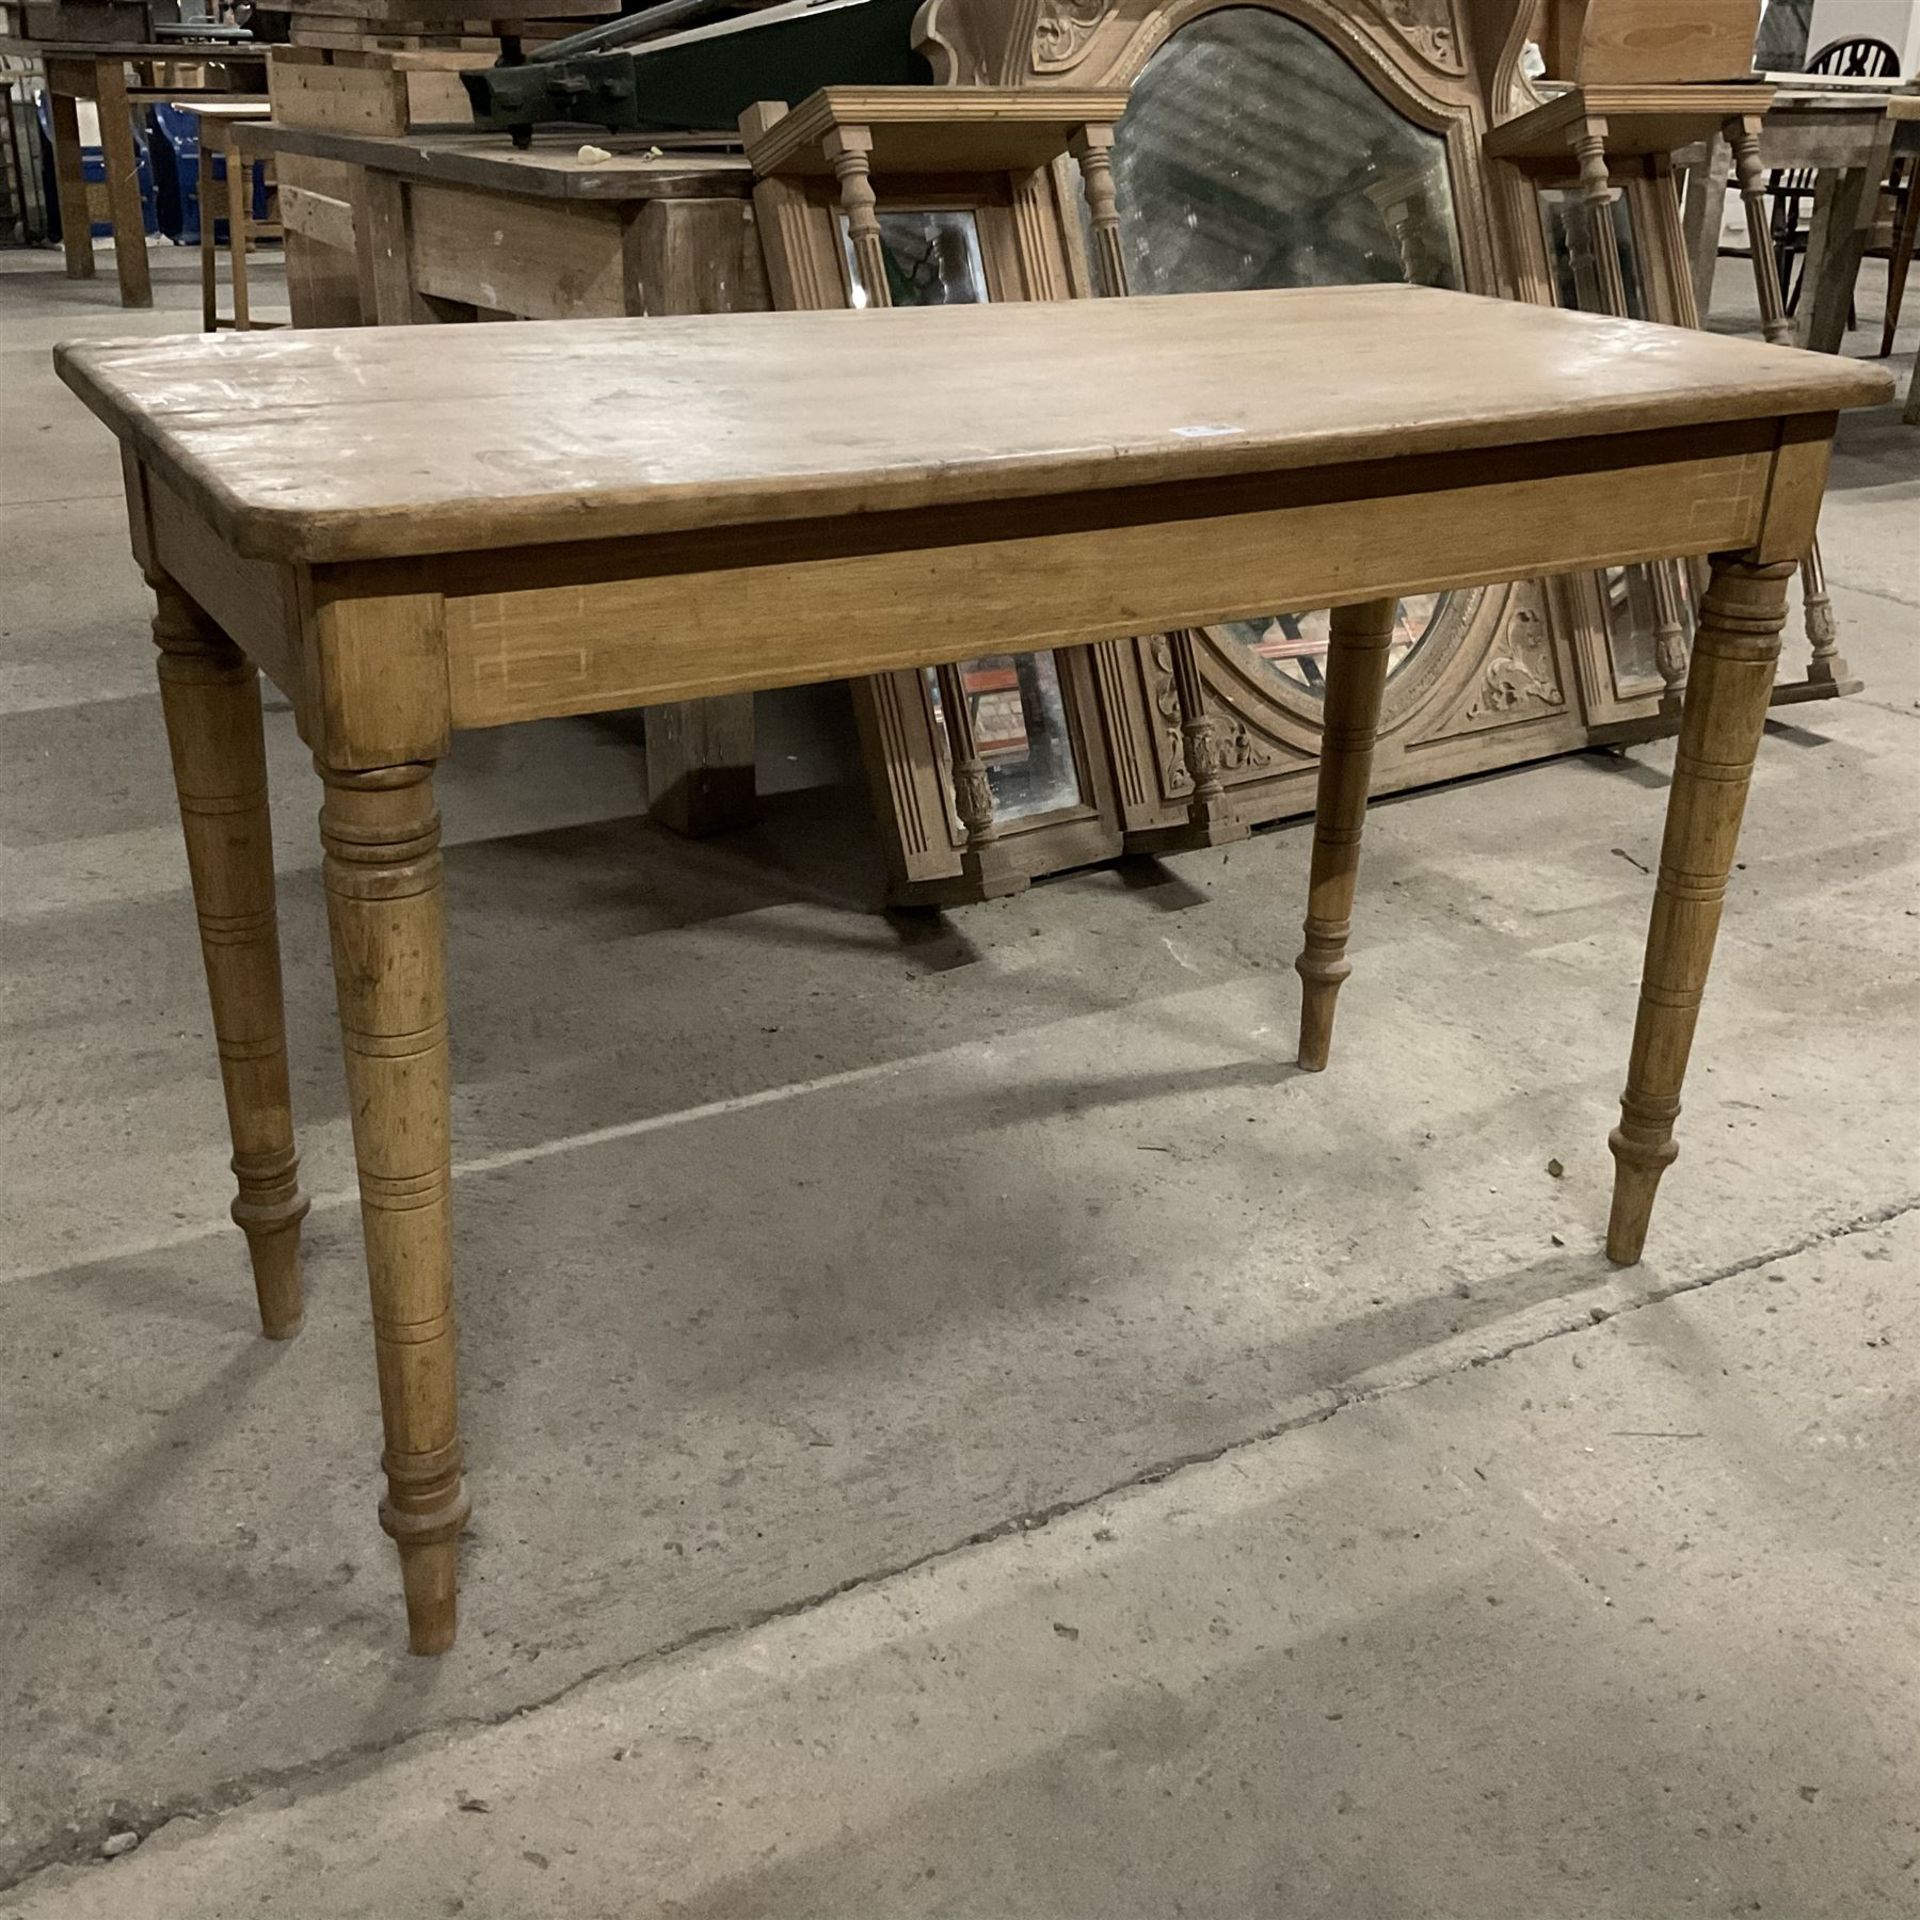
[1538,188,1648,320]
[837,204,1086,825]
[1537,187,1692,686]
[926,654,1084,827]
[839,207,990,308]
[1108,5,1467,699]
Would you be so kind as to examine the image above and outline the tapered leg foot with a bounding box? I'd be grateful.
[1296,962,1349,1076]
[233,1169,308,1338]
[152,579,309,1338]
[1295,599,1396,1072]
[1604,1120,1677,1266]
[387,1500,469,1656]
[1606,555,1793,1265]
[320,759,467,1654]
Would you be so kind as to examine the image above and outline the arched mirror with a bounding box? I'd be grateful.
[1107,4,1468,703]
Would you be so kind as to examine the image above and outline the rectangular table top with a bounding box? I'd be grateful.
[55,284,1892,568]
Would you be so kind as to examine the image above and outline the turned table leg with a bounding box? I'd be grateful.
[1295,598,1396,1072]
[318,759,468,1654]
[151,580,309,1337]
[1607,556,1793,1266]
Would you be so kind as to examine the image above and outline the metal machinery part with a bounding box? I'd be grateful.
[462,0,931,142]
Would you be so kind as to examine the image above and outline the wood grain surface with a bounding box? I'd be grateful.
[55,285,1893,564]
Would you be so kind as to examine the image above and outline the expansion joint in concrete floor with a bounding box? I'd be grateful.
[11,1190,1915,1897]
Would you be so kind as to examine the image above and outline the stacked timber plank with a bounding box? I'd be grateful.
[270,0,617,322]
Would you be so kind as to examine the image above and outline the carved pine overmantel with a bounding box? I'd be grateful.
[1461,587,1568,728]
[915,0,1475,94]
[830,0,1697,884]
[1464,0,1550,123]
[1369,0,1463,74]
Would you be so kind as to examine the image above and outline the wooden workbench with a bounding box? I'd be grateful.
[242,120,768,836]
[249,122,758,325]
[55,285,1892,1654]
[37,37,267,307]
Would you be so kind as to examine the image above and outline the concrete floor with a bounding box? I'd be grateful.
[1,238,1916,1918]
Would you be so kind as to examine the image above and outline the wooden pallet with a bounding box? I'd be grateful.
[266,1,633,328]
[289,21,498,51]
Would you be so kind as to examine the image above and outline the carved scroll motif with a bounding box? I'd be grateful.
[1368,0,1466,74]
[1149,634,1274,790]
[1031,0,1115,73]
[1463,600,1565,724]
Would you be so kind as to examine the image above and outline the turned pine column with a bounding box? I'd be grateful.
[1572,122,1692,709]
[1728,115,1850,689]
[1071,121,1239,841]
[151,577,309,1338]
[1607,556,1795,1265]
[1295,598,1397,1072]
[824,120,1009,885]
[824,124,887,308]
[933,659,1017,896]
[319,759,468,1653]
[1069,122,1130,304]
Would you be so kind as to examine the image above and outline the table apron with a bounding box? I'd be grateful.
[133,414,1830,767]
[437,423,1784,732]
[145,470,307,699]
[42,57,105,97]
